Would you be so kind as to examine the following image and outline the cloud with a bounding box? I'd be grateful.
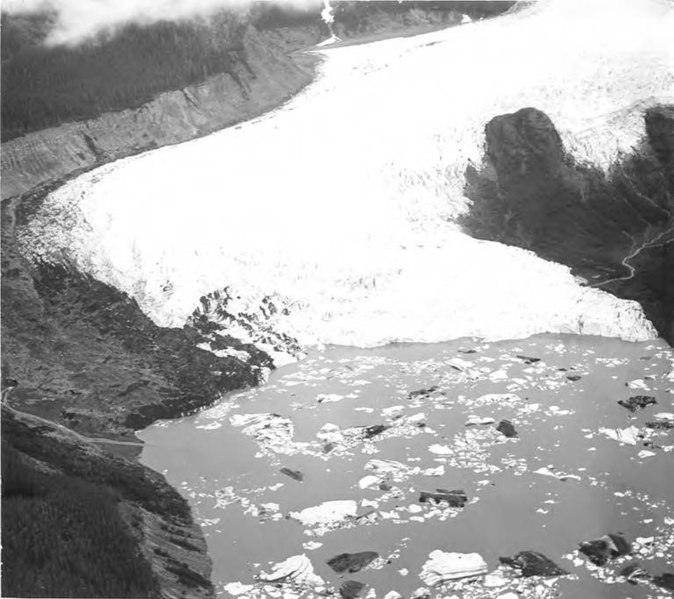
[2,0,324,45]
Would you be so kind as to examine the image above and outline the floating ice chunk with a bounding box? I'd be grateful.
[230,413,296,453]
[290,500,358,526]
[195,421,222,430]
[359,475,381,490]
[472,393,521,406]
[365,459,411,478]
[258,554,324,586]
[654,412,674,422]
[224,581,255,596]
[465,416,496,426]
[421,465,445,477]
[484,574,508,587]
[598,426,640,445]
[447,358,474,370]
[534,467,581,482]
[420,550,488,586]
[303,541,323,551]
[638,450,656,459]
[407,413,426,424]
[317,393,343,404]
[429,444,452,455]
[382,405,405,417]
[627,379,650,390]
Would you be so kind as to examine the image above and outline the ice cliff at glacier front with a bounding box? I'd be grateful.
[19,0,672,359]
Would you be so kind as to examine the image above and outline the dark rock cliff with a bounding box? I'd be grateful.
[462,105,674,343]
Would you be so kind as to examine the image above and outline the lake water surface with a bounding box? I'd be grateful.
[140,334,674,598]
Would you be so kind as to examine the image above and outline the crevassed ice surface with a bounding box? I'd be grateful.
[20,0,674,352]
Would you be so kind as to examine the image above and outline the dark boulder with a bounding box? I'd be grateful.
[279,467,304,482]
[499,551,569,577]
[517,355,541,364]
[653,572,674,591]
[363,424,389,439]
[579,533,631,566]
[618,396,657,412]
[408,386,439,399]
[419,489,468,508]
[327,552,379,574]
[496,419,518,438]
[339,580,368,599]
[620,562,650,585]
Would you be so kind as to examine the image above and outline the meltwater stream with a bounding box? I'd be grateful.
[140,334,674,599]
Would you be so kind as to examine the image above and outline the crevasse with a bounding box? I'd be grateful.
[19,0,674,359]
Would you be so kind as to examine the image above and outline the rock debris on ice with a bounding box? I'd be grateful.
[17,0,671,361]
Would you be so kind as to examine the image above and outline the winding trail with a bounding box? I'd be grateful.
[1,387,143,448]
[595,223,674,287]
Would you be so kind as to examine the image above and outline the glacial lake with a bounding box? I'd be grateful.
[140,334,674,598]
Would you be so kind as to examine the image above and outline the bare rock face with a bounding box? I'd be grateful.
[1,198,271,438]
[462,105,674,343]
[646,105,674,184]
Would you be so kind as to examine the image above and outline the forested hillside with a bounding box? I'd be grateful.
[1,12,256,141]
[1,408,213,599]
[1,1,515,142]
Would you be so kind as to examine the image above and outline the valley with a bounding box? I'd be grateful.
[2,1,673,598]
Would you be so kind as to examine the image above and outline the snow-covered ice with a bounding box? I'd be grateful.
[19,0,672,358]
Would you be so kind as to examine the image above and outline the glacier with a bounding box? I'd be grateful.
[19,0,674,359]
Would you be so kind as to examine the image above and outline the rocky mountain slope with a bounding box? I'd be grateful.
[0,1,514,200]
[2,1,669,597]
[1,4,516,597]
[2,191,275,436]
[0,24,316,199]
[461,105,674,343]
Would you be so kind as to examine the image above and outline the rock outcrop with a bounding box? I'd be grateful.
[1,197,272,438]
[462,105,674,343]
